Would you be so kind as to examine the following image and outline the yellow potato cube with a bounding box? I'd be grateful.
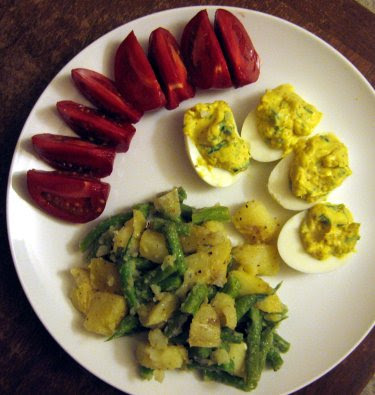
[228,343,247,377]
[229,270,273,295]
[211,292,237,329]
[88,257,121,293]
[138,293,178,328]
[84,292,127,336]
[256,294,284,313]
[139,230,169,264]
[70,268,94,314]
[189,303,221,348]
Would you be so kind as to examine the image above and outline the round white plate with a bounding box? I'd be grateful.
[6,6,375,395]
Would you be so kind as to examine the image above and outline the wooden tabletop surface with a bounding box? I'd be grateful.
[0,0,374,394]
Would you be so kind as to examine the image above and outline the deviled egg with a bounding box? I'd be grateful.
[278,203,360,273]
[241,84,322,162]
[184,101,250,187]
[268,133,352,211]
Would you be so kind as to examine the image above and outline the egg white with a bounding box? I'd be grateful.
[184,135,242,187]
[268,153,323,211]
[278,211,351,273]
[241,110,283,162]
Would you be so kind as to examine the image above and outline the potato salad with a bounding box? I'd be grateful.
[70,187,289,391]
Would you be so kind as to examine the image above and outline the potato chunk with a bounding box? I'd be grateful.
[138,293,178,328]
[228,343,247,377]
[136,343,188,370]
[232,201,279,243]
[153,188,181,220]
[84,292,127,336]
[139,229,169,263]
[88,257,121,293]
[256,294,284,313]
[70,268,94,314]
[211,292,237,329]
[228,270,273,295]
[189,303,221,347]
[232,244,281,276]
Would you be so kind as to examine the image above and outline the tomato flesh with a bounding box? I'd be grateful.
[32,133,116,177]
[180,10,232,89]
[56,100,136,153]
[71,68,143,123]
[27,170,110,223]
[214,9,260,87]
[149,27,195,110]
[115,31,166,112]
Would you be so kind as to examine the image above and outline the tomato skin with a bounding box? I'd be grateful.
[32,133,116,178]
[71,68,143,123]
[148,27,195,110]
[27,170,110,223]
[214,9,260,87]
[180,10,232,90]
[114,31,166,112]
[56,100,136,153]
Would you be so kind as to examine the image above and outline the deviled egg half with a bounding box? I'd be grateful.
[278,202,360,273]
[184,101,250,187]
[241,84,322,162]
[268,133,352,211]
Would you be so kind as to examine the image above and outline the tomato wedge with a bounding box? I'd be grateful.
[71,68,143,123]
[27,170,110,223]
[114,31,166,112]
[56,100,136,153]
[148,27,195,110]
[32,133,116,177]
[214,9,260,87]
[180,9,232,89]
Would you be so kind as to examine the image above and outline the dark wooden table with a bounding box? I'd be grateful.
[0,0,374,394]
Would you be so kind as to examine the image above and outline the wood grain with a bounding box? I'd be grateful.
[0,0,374,394]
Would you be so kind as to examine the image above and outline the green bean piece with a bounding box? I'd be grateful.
[134,257,157,271]
[191,205,230,224]
[164,312,189,338]
[159,273,182,292]
[189,347,212,361]
[221,328,244,344]
[106,315,141,341]
[200,368,247,391]
[259,327,274,370]
[143,265,177,285]
[177,186,187,203]
[119,257,139,311]
[80,211,133,252]
[222,276,241,299]
[273,332,291,353]
[163,221,186,274]
[134,278,153,303]
[133,202,152,219]
[244,307,263,391]
[150,217,190,236]
[207,285,218,301]
[236,294,266,322]
[180,284,209,315]
[139,366,154,380]
[266,347,284,371]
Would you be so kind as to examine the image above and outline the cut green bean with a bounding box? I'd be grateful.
[80,211,133,252]
[244,307,263,391]
[139,366,154,380]
[221,328,244,344]
[191,205,230,224]
[163,221,186,274]
[235,295,265,322]
[164,312,189,338]
[134,257,157,271]
[222,275,241,299]
[259,327,274,371]
[150,217,190,236]
[266,347,284,371]
[180,284,209,315]
[199,368,247,391]
[159,273,182,292]
[273,332,290,353]
[177,186,187,203]
[106,315,142,340]
[189,347,212,360]
[119,257,138,311]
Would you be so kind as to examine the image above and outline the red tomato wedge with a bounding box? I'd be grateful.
[114,31,166,112]
[27,170,110,223]
[71,68,143,123]
[148,27,195,110]
[214,9,260,87]
[32,133,116,177]
[56,100,136,153]
[180,10,232,89]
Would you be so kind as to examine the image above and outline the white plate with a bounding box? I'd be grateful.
[6,6,375,395]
